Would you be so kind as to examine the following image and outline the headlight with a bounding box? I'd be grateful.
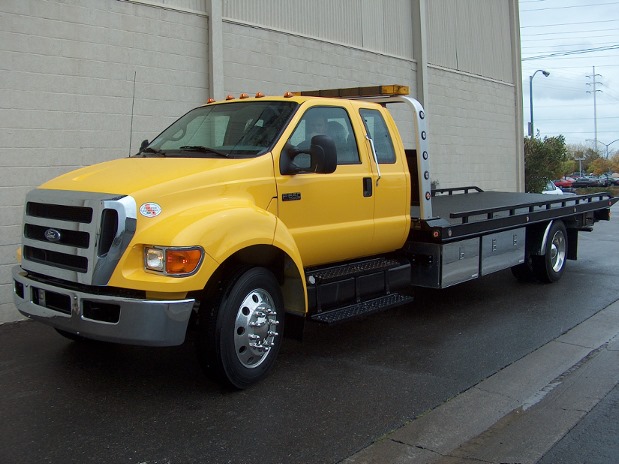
[145,248,165,271]
[144,246,203,276]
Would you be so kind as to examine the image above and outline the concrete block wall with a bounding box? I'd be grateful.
[427,66,519,191]
[0,0,210,323]
[221,21,418,148]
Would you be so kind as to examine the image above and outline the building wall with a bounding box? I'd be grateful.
[0,0,210,322]
[223,0,415,60]
[427,67,519,190]
[426,0,514,83]
[0,0,521,323]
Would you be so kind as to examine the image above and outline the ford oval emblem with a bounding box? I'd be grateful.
[44,228,62,242]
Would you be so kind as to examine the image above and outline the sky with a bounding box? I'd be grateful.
[519,0,619,156]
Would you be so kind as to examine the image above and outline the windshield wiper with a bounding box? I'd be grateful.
[137,147,166,157]
[179,146,229,158]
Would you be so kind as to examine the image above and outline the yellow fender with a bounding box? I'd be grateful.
[110,201,309,314]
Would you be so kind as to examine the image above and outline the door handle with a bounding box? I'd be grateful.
[363,177,373,197]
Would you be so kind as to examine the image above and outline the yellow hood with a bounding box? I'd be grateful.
[40,156,277,211]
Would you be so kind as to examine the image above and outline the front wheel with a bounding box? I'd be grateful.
[197,267,285,389]
[533,221,567,283]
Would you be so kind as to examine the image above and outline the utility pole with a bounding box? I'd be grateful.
[586,66,603,153]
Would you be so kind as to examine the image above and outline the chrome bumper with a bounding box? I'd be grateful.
[12,266,194,346]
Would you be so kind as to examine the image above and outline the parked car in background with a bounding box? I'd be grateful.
[571,176,600,188]
[553,177,574,188]
[596,175,612,187]
[543,180,570,195]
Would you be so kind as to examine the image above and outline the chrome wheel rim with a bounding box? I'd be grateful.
[550,229,566,273]
[234,288,280,369]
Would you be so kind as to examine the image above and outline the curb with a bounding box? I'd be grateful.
[343,300,619,464]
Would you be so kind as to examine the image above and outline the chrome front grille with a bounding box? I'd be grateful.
[21,189,137,286]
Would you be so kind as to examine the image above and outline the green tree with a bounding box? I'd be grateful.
[524,135,568,193]
[589,157,611,175]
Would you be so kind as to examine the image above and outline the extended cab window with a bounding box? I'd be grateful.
[359,109,396,164]
[142,101,297,158]
[288,106,360,165]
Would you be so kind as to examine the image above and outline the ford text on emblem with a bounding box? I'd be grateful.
[44,228,61,242]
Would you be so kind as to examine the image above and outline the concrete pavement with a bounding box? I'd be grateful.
[343,299,619,464]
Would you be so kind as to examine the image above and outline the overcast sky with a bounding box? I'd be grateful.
[519,0,619,155]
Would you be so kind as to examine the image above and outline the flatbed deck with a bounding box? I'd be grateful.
[411,187,617,243]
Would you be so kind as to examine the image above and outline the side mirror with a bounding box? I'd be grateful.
[280,135,337,175]
[139,139,149,151]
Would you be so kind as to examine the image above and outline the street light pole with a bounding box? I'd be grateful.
[529,69,550,137]
[586,138,619,158]
[575,157,585,176]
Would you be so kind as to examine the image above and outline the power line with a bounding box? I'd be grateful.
[521,1,619,12]
[521,18,619,29]
[522,27,619,37]
[522,44,619,61]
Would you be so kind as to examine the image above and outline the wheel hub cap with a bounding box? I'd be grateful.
[234,289,280,368]
[550,230,566,273]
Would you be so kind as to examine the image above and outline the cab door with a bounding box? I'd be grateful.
[356,105,410,250]
[275,103,375,267]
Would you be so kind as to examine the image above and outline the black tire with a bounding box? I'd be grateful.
[196,267,284,389]
[533,221,567,283]
[511,259,536,283]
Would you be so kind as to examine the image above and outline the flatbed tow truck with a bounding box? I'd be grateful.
[13,85,617,388]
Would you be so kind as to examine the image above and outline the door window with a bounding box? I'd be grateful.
[359,109,396,164]
[288,107,360,165]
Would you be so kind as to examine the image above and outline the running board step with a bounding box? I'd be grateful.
[307,257,403,283]
[309,293,413,324]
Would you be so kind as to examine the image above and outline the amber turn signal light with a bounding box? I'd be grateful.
[166,249,203,275]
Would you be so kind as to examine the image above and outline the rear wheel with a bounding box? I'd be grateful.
[197,267,284,389]
[533,221,567,283]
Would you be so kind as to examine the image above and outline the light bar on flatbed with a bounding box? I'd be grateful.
[293,84,409,98]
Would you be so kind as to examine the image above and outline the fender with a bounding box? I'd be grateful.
[108,200,307,306]
[107,200,275,290]
[272,218,308,315]
[538,220,555,256]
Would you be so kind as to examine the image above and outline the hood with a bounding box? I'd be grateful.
[40,156,277,210]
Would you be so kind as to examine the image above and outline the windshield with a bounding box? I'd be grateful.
[142,100,298,158]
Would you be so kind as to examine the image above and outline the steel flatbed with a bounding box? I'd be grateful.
[411,187,617,243]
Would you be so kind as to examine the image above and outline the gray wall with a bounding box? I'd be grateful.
[0,0,522,322]
[0,0,210,322]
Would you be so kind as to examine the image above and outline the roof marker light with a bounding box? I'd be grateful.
[255,92,265,98]
[240,93,249,99]
[226,95,235,100]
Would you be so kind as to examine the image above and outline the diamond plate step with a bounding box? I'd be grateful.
[307,258,402,283]
[309,293,413,324]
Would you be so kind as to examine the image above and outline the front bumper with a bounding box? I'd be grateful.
[12,266,194,346]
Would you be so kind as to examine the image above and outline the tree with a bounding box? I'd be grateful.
[524,135,568,193]
[589,157,611,175]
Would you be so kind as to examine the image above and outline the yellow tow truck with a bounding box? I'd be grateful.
[13,85,617,388]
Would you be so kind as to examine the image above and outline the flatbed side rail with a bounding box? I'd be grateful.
[432,186,484,196]
[450,192,616,224]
